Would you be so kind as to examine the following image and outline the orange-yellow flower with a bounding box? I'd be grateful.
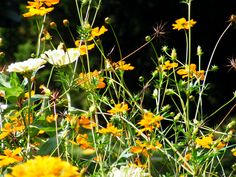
[137,112,164,135]
[107,103,129,114]
[116,60,135,71]
[131,140,162,157]
[195,134,213,149]
[177,64,204,80]
[46,114,58,123]
[160,60,178,71]
[0,122,25,140]
[23,0,60,17]
[77,114,96,130]
[98,123,122,136]
[91,26,108,38]
[5,156,81,177]
[172,18,197,30]
[76,134,94,149]
[0,148,23,168]
[77,70,106,89]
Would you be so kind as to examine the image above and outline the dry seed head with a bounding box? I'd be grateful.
[228,14,236,24]
[226,57,236,71]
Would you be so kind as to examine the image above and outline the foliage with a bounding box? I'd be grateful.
[0,0,236,176]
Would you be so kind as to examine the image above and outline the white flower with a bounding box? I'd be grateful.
[108,166,150,177]
[7,58,46,73]
[41,47,80,67]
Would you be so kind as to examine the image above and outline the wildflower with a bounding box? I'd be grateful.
[98,123,122,136]
[76,134,94,149]
[90,26,108,39]
[177,64,204,80]
[231,148,236,156]
[46,114,58,123]
[195,134,213,149]
[24,90,35,99]
[107,103,129,114]
[41,45,80,67]
[116,60,135,71]
[137,112,164,135]
[108,165,149,177]
[7,58,46,73]
[74,43,95,55]
[0,148,23,168]
[216,141,226,150]
[77,70,106,89]
[131,140,162,157]
[160,60,178,71]
[23,0,60,17]
[172,18,196,30]
[77,114,96,130]
[0,122,25,140]
[5,156,81,177]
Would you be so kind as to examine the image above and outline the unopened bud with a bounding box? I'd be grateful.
[50,22,57,29]
[170,48,177,60]
[145,35,151,42]
[197,45,203,56]
[63,19,69,27]
[105,17,111,24]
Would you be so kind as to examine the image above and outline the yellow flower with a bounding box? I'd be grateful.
[78,44,95,55]
[0,148,23,168]
[77,114,96,130]
[116,60,135,71]
[177,64,204,80]
[172,17,197,30]
[76,134,94,149]
[130,140,162,157]
[231,148,236,157]
[5,156,81,177]
[24,91,35,99]
[195,134,213,149]
[23,0,60,17]
[0,122,25,140]
[46,114,58,123]
[91,26,108,38]
[98,123,122,136]
[137,112,164,135]
[216,141,226,150]
[77,70,106,89]
[160,60,178,71]
[107,103,129,114]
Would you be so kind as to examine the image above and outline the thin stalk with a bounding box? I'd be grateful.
[194,23,232,121]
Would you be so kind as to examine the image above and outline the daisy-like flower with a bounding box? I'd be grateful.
[5,156,81,177]
[90,26,108,39]
[23,0,60,17]
[98,123,122,136]
[0,148,23,168]
[195,134,214,149]
[41,45,80,67]
[137,112,164,135]
[7,58,46,73]
[107,103,129,115]
[177,64,204,80]
[46,114,58,123]
[160,60,178,71]
[77,114,97,130]
[76,133,94,149]
[231,148,236,157]
[116,60,135,71]
[131,140,162,157]
[77,70,106,89]
[0,122,25,140]
[172,18,197,30]
[108,165,149,177]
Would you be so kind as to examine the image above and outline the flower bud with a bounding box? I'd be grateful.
[105,17,111,24]
[50,22,57,29]
[152,89,158,98]
[63,19,69,27]
[170,48,177,60]
[197,45,203,56]
[165,89,175,95]
[145,35,151,42]
[226,120,236,130]
[162,46,168,52]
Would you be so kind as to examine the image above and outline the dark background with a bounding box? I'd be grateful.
[0,0,236,122]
